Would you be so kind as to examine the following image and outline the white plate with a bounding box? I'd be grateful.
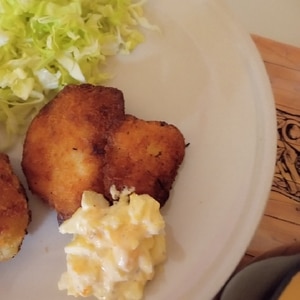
[1,0,277,299]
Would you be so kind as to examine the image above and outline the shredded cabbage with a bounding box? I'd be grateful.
[0,0,156,150]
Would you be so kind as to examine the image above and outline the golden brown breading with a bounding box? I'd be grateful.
[103,115,185,206]
[0,153,30,261]
[22,84,125,220]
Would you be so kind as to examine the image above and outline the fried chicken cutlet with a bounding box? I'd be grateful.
[22,84,125,220]
[103,115,185,206]
[0,153,30,261]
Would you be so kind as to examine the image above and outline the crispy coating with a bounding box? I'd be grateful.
[22,84,125,220]
[0,153,30,261]
[103,115,185,206]
[22,84,186,220]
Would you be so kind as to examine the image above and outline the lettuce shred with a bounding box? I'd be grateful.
[0,0,156,150]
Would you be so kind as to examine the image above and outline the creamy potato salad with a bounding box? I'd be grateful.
[58,190,166,300]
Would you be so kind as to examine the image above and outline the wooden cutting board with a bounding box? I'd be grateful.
[214,35,300,300]
[239,35,300,268]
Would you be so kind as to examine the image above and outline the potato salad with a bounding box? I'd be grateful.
[58,190,166,300]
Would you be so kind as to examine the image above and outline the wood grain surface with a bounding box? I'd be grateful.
[214,34,300,300]
[239,35,300,268]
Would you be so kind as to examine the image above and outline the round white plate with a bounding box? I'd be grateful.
[1,0,277,299]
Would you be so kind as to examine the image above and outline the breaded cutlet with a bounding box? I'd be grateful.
[103,114,186,206]
[0,153,30,261]
[22,84,125,220]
